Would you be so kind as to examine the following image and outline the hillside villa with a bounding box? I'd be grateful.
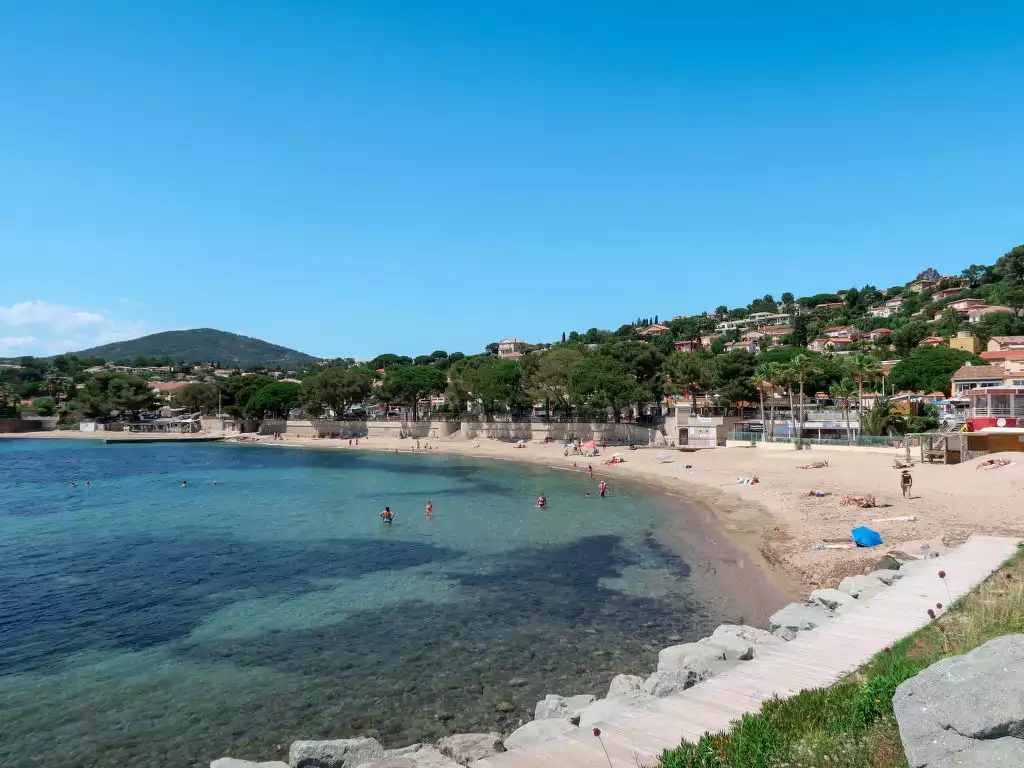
[906,276,938,293]
[497,338,527,358]
[638,324,670,337]
[967,305,1014,323]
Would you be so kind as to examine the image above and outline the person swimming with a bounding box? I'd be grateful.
[380,506,395,524]
[181,480,188,488]
[536,494,547,509]
[425,501,433,517]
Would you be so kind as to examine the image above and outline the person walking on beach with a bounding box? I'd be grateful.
[900,469,913,499]
[587,465,593,480]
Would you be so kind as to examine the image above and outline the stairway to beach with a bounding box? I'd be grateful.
[472,535,1021,768]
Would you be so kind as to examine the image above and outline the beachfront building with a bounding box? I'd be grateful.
[497,338,527,358]
[950,364,1007,398]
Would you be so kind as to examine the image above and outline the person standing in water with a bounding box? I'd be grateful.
[599,481,607,497]
[380,506,395,524]
[425,501,433,517]
[536,494,547,509]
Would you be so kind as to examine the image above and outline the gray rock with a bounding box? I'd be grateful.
[809,588,857,611]
[577,696,647,727]
[354,746,461,768]
[868,569,904,586]
[533,693,595,721]
[289,738,385,768]
[837,575,885,599]
[772,626,797,642]
[704,624,782,647]
[606,674,646,699]
[698,632,754,661]
[656,642,725,673]
[644,657,736,697]
[876,553,904,570]
[211,760,289,768]
[769,603,834,636]
[503,719,576,751]
[894,634,1024,768]
[436,733,504,765]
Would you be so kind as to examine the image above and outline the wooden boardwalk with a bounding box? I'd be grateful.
[474,535,1020,768]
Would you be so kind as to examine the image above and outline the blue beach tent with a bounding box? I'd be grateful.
[850,526,883,548]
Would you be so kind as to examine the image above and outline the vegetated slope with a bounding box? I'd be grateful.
[73,328,318,367]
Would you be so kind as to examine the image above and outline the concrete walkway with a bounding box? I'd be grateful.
[473,535,1021,768]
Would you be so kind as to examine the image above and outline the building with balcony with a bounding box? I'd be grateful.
[951,364,1007,398]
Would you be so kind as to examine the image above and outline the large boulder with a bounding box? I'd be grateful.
[577,695,650,727]
[837,575,884,599]
[809,588,856,611]
[894,634,1024,768]
[353,746,460,768]
[876,553,905,571]
[503,719,576,751]
[289,738,385,768]
[212,760,289,768]
[644,657,735,697]
[533,693,595,721]
[436,733,504,765]
[656,643,725,673]
[697,631,754,661]
[606,674,645,699]
[769,603,834,639]
[703,624,782,647]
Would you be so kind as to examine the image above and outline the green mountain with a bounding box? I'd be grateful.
[73,328,319,368]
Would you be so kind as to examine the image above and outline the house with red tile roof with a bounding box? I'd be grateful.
[918,335,946,348]
[950,364,1007,398]
[988,336,1024,352]
[967,305,1014,324]
[638,324,670,337]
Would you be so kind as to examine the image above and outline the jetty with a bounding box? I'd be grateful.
[101,434,225,444]
[475,535,1021,768]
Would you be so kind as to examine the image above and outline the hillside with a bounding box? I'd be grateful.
[73,328,319,367]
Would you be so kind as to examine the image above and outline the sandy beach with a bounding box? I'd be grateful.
[8,429,1023,591]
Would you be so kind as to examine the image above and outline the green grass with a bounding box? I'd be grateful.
[659,546,1024,768]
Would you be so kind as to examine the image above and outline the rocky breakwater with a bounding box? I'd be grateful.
[212,547,939,767]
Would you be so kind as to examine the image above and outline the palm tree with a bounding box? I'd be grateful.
[751,361,783,440]
[845,354,881,418]
[829,378,857,442]
[861,395,906,436]
[786,354,822,439]
[763,361,786,439]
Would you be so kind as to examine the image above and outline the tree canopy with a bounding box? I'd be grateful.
[78,371,159,419]
[886,347,982,395]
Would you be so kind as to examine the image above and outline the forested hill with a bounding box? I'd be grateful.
[72,329,318,367]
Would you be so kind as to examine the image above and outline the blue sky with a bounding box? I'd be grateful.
[2,2,1022,360]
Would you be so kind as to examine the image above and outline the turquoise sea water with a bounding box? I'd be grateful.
[1,440,757,767]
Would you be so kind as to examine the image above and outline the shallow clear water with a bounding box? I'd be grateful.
[1,440,754,767]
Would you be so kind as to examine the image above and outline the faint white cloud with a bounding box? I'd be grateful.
[0,300,150,356]
[119,297,143,307]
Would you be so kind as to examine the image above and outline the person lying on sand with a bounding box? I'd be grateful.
[977,457,1013,470]
[840,493,877,508]
[893,459,913,469]
[797,461,829,469]
[807,490,832,497]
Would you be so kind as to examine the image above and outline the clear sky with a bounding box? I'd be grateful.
[2,2,1022,360]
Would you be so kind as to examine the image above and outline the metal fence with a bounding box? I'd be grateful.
[728,430,903,448]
